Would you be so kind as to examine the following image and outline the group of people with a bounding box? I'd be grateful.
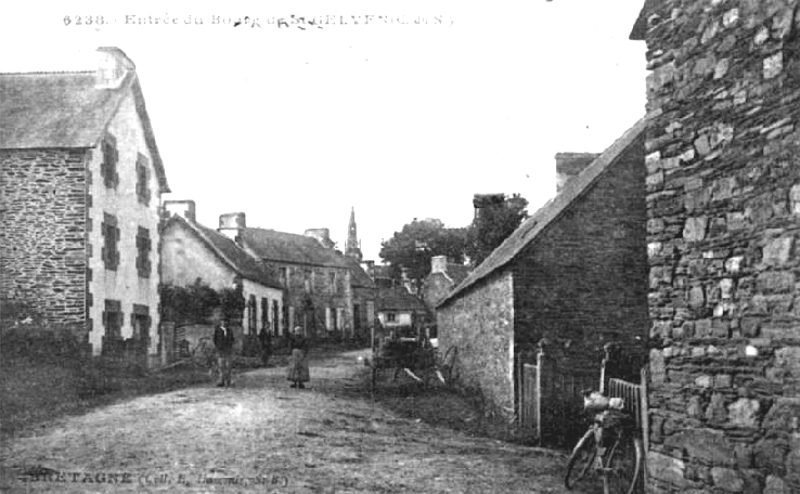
[212,322,310,389]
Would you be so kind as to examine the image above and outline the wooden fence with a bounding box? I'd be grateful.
[519,343,650,455]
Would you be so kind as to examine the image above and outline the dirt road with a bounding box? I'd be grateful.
[0,349,575,494]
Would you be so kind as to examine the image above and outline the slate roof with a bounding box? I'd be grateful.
[438,118,647,308]
[445,263,470,286]
[165,215,282,289]
[376,287,428,312]
[345,257,376,289]
[0,65,170,192]
[240,228,350,269]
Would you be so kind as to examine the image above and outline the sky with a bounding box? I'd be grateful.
[1,0,648,262]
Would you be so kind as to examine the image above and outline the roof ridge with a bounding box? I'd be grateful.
[438,117,646,308]
[179,217,270,279]
[247,226,310,239]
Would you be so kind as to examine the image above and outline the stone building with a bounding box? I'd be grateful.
[344,257,376,342]
[215,212,365,339]
[632,1,800,492]
[160,202,284,354]
[0,47,169,363]
[421,255,470,312]
[555,152,600,193]
[437,119,649,426]
[375,286,428,332]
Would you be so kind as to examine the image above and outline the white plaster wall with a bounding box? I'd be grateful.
[242,278,283,335]
[161,223,283,334]
[378,311,413,327]
[87,90,161,355]
[161,224,236,289]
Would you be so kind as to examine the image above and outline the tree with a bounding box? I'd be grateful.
[379,218,467,287]
[465,193,528,267]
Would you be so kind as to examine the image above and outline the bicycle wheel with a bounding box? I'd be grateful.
[565,428,600,490]
[604,431,643,494]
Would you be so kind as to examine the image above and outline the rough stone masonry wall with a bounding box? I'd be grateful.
[513,135,649,374]
[0,149,88,332]
[437,270,515,420]
[644,1,800,493]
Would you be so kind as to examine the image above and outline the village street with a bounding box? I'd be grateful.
[0,349,578,494]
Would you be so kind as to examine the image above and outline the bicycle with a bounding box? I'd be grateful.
[564,391,644,494]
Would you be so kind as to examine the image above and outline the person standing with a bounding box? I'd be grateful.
[286,326,310,389]
[258,326,272,367]
[213,320,235,387]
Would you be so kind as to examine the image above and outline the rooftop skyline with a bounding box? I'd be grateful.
[0,0,648,262]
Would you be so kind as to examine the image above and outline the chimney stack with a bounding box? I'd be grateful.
[218,212,246,243]
[431,255,448,274]
[473,193,505,220]
[555,152,599,193]
[305,228,335,249]
[95,47,135,89]
[362,260,375,279]
[163,200,196,223]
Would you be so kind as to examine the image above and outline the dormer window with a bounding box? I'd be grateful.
[101,134,119,189]
[135,153,151,206]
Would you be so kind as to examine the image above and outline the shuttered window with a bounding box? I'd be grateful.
[135,227,152,278]
[135,153,151,205]
[100,134,119,189]
[101,213,120,271]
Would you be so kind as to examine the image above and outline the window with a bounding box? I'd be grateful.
[261,298,269,331]
[336,308,344,331]
[135,153,151,206]
[130,304,152,342]
[136,227,152,278]
[272,300,280,334]
[101,213,120,271]
[386,312,397,323]
[102,299,123,340]
[304,270,312,293]
[329,272,336,295]
[248,295,257,332]
[100,134,119,189]
[325,307,332,330]
[279,267,288,287]
[353,304,361,331]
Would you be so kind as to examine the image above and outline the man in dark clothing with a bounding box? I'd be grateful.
[258,327,272,367]
[213,321,235,387]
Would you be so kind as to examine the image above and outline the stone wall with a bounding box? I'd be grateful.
[643,1,800,492]
[0,149,89,333]
[422,272,454,312]
[86,91,162,356]
[268,262,353,338]
[437,270,516,419]
[513,134,649,377]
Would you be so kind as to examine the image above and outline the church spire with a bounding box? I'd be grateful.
[345,207,362,261]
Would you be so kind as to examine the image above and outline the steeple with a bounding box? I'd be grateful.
[345,207,363,261]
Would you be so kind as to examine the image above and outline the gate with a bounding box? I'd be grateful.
[518,342,600,443]
[519,341,649,450]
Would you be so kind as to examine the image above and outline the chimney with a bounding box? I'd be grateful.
[95,47,135,89]
[431,255,448,274]
[400,267,415,294]
[473,193,505,220]
[218,212,246,243]
[163,200,196,223]
[305,228,334,249]
[555,152,599,193]
[362,260,375,279]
